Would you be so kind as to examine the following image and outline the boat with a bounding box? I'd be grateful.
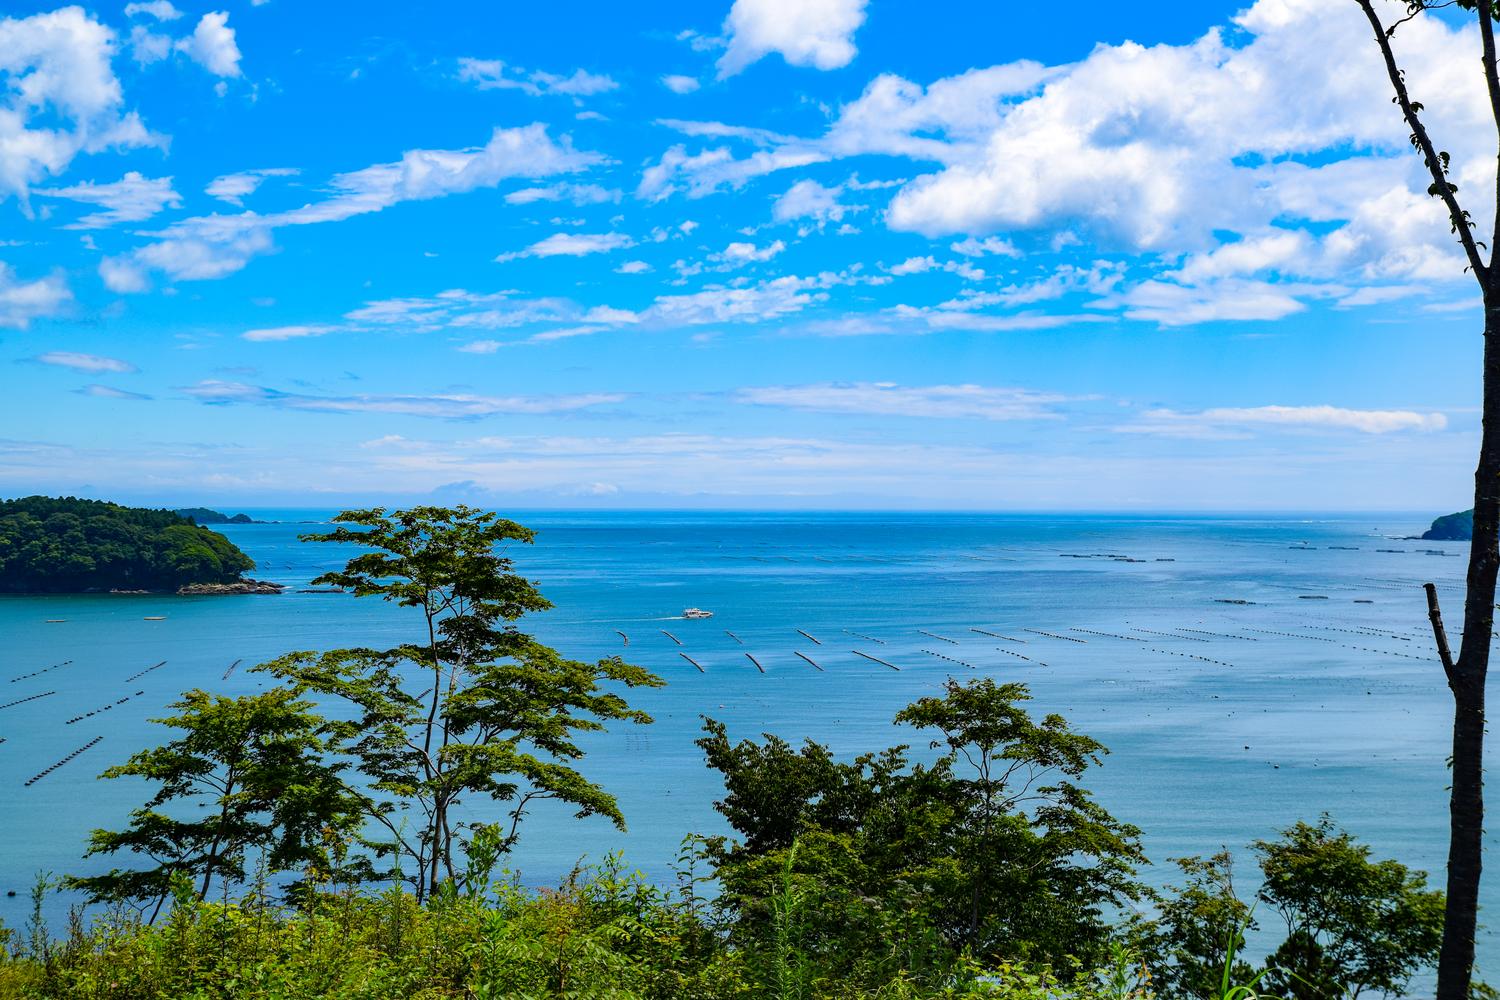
[682,607,714,619]
[143,616,167,621]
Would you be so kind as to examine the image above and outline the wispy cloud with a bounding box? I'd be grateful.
[494,232,634,263]
[36,172,181,228]
[76,384,151,400]
[1121,405,1448,437]
[181,380,629,418]
[737,382,1073,421]
[242,324,342,342]
[31,351,137,373]
[457,58,617,98]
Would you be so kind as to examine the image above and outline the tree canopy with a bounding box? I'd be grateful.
[0,496,255,593]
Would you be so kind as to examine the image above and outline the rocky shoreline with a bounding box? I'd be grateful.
[175,579,285,596]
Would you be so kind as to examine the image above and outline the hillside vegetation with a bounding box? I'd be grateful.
[0,496,255,594]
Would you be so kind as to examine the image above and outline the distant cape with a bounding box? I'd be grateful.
[1422,509,1473,541]
[174,507,260,525]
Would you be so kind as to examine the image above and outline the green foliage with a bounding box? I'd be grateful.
[1254,818,1444,1000]
[257,505,664,903]
[1130,853,1257,1000]
[66,688,360,918]
[0,495,254,593]
[697,677,1146,989]
[0,857,1165,1000]
[1137,819,1444,1000]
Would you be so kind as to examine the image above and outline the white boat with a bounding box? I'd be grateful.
[682,607,714,619]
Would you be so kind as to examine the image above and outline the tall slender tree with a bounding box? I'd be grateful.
[1353,3,1500,996]
[260,506,663,902]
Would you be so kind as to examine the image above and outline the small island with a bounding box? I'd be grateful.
[1422,508,1474,541]
[0,496,278,595]
[173,506,260,525]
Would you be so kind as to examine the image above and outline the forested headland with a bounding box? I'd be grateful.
[0,496,256,594]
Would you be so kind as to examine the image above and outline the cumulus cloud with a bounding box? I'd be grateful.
[634,0,1496,325]
[737,381,1071,420]
[710,239,785,265]
[495,232,634,262]
[0,8,162,207]
[662,74,700,94]
[31,350,136,373]
[717,0,868,77]
[177,11,241,77]
[182,380,629,418]
[457,58,617,98]
[36,171,180,228]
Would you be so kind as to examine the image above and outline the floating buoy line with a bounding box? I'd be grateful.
[23,737,102,787]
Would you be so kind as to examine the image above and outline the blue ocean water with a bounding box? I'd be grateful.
[0,510,1483,971]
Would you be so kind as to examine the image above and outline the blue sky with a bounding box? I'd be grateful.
[0,0,1489,509]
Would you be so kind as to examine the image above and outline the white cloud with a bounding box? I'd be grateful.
[1106,278,1318,326]
[662,74,700,94]
[495,232,634,262]
[503,182,619,205]
[182,380,628,418]
[645,274,826,326]
[615,260,652,274]
[711,239,785,265]
[1125,405,1447,436]
[457,58,617,98]
[205,167,298,206]
[0,263,70,328]
[99,255,150,293]
[718,0,868,77]
[108,125,601,286]
[631,0,1496,324]
[128,24,173,64]
[177,11,241,78]
[242,324,341,342]
[888,255,935,276]
[950,236,1019,258]
[0,7,161,206]
[772,178,851,225]
[36,171,180,228]
[738,381,1070,420]
[76,383,150,400]
[124,1,183,21]
[32,350,135,373]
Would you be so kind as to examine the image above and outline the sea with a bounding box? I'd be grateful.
[0,510,1487,974]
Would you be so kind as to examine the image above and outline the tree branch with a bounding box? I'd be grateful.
[1356,0,1491,286]
[1479,0,1500,259]
[1426,582,1458,689]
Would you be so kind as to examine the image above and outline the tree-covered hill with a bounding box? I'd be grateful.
[173,507,257,525]
[1422,509,1474,541]
[0,496,255,594]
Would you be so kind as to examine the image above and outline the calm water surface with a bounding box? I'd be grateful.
[0,511,1481,971]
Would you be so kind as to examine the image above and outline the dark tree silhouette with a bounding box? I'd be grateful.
[1354,3,1500,996]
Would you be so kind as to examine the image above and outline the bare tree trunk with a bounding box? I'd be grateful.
[1435,299,1500,1000]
